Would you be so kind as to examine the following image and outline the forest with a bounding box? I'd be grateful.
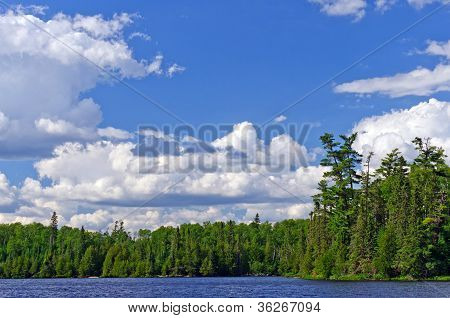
[0,134,448,280]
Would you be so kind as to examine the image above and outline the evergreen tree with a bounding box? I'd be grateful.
[79,246,97,277]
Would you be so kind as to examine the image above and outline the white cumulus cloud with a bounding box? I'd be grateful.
[0,121,325,231]
[0,173,16,207]
[69,209,113,230]
[425,40,450,59]
[98,127,134,140]
[352,98,450,165]
[0,10,175,158]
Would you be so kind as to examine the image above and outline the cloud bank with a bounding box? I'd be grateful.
[0,121,324,231]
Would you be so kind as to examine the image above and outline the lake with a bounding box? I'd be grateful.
[0,277,448,298]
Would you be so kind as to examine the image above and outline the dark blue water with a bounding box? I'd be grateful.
[0,277,448,298]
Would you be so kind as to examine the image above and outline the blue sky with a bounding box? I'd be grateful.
[8,1,450,128]
[0,1,449,230]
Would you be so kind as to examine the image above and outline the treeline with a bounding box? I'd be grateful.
[0,216,308,278]
[0,134,448,279]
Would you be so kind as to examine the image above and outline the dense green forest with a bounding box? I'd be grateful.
[0,134,448,279]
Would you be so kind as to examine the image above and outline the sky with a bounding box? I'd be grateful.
[0,0,449,232]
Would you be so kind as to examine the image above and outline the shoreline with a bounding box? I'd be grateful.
[294,276,450,282]
[0,275,448,282]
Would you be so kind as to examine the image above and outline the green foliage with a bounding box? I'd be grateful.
[0,217,309,278]
[374,225,397,277]
[78,246,98,277]
[307,134,449,279]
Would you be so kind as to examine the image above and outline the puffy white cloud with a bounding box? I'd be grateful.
[68,209,113,230]
[0,213,44,225]
[309,0,366,20]
[425,40,450,59]
[0,11,160,79]
[35,118,96,139]
[71,13,133,40]
[212,121,261,153]
[334,64,450,97]
[0,173,16,206]
[98,127,134,140]
[28,122,321,206]
[270,134,313,168]
[352,98,450,165]
[0,10,173,158]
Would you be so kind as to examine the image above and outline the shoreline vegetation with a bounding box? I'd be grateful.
[2,275,449,282]
[0,133,448,281]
